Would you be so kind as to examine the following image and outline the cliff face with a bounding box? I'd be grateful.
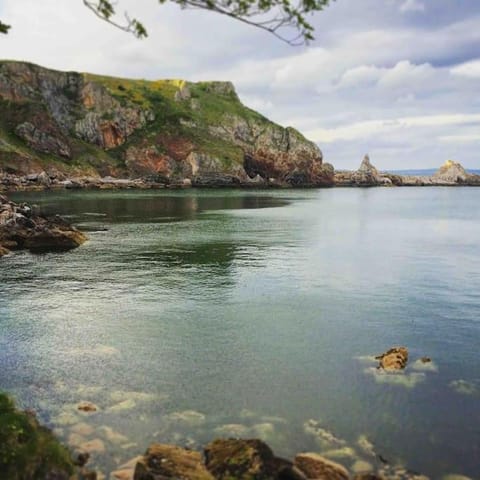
[0,61,333,187]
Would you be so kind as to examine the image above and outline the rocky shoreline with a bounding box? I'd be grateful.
[1,158,478,193]
[1,390,429,480]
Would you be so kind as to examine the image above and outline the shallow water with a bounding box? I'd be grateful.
[1,188,480,477]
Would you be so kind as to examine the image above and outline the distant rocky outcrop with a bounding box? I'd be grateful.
[0,61,333,188]
[0,194,87,257]
[334,158,480,187]
[334,155,392,187]
[393,161,480,186]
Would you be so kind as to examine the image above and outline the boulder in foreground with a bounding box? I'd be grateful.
[0,195,87,256]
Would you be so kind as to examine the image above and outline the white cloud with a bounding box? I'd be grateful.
[450,59,480,79]
[400,0,426,13]
[305,114,480,143]
[337,65,382,89]
[439,134,480,144]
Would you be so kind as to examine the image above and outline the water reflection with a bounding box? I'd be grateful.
[11,191,289,224]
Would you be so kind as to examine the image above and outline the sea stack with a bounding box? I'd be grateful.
[433,160,468,184]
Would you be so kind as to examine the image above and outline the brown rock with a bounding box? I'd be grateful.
[134,444,214,480]
[111,469,134,480]
[204,438,286,479]
[0,195,87,253]
[294,453,349,480]
[125,146,177,179]
[375,347,409,371]
[77,401,98,413]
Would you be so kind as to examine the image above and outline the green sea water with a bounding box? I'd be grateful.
[1,187,479,477]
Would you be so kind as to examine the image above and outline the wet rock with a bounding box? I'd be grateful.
[99,425,129,444]
[375,347,409,371]
[107,399,137,413]
[303,419,346,448]
[68,433,87,448]
[294,453,349,480]
[167,410,206,426]
[351,460,374,474]
[73,452,90,467]
[321,446,357,460]
[111,469,134,480]
[78,438,106,455]
[133,444,214,480]
[449,379,478,395]
[78,401,98,413]
[204,438,288,479]
[0,195,87,255]
[71,423,95,437]
[356,435,376,457]
[213,423,250,438]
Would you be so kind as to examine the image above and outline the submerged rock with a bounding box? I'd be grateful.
[294,452,349,480]
[375,347,409,371]
[78,401,98,413]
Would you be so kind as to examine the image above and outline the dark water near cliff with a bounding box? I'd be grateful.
[1,188,480,478]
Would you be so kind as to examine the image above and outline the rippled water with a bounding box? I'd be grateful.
[1,188,480,477]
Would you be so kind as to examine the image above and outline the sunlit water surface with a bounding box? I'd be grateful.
[1,188,480,477]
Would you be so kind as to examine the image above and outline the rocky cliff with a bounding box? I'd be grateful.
[0,61,333,187]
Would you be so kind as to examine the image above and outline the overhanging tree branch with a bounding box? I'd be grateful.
[82,0,332,45]
[2,0,332,44]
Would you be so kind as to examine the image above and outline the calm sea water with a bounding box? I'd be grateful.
[1,188,480,478]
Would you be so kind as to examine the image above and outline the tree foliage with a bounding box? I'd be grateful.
[1,0,332,45]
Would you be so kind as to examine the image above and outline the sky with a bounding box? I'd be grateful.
[1,0,479,169]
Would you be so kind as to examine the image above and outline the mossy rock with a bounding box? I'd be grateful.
[0,393,74,480]
[204,439,290,480]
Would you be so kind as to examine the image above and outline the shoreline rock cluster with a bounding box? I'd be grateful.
[1,158,478,193]
[0,194,87,257]
[0,390,429,480]
[131,439,382,480]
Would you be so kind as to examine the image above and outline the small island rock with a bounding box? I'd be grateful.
[375,347,409,371]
